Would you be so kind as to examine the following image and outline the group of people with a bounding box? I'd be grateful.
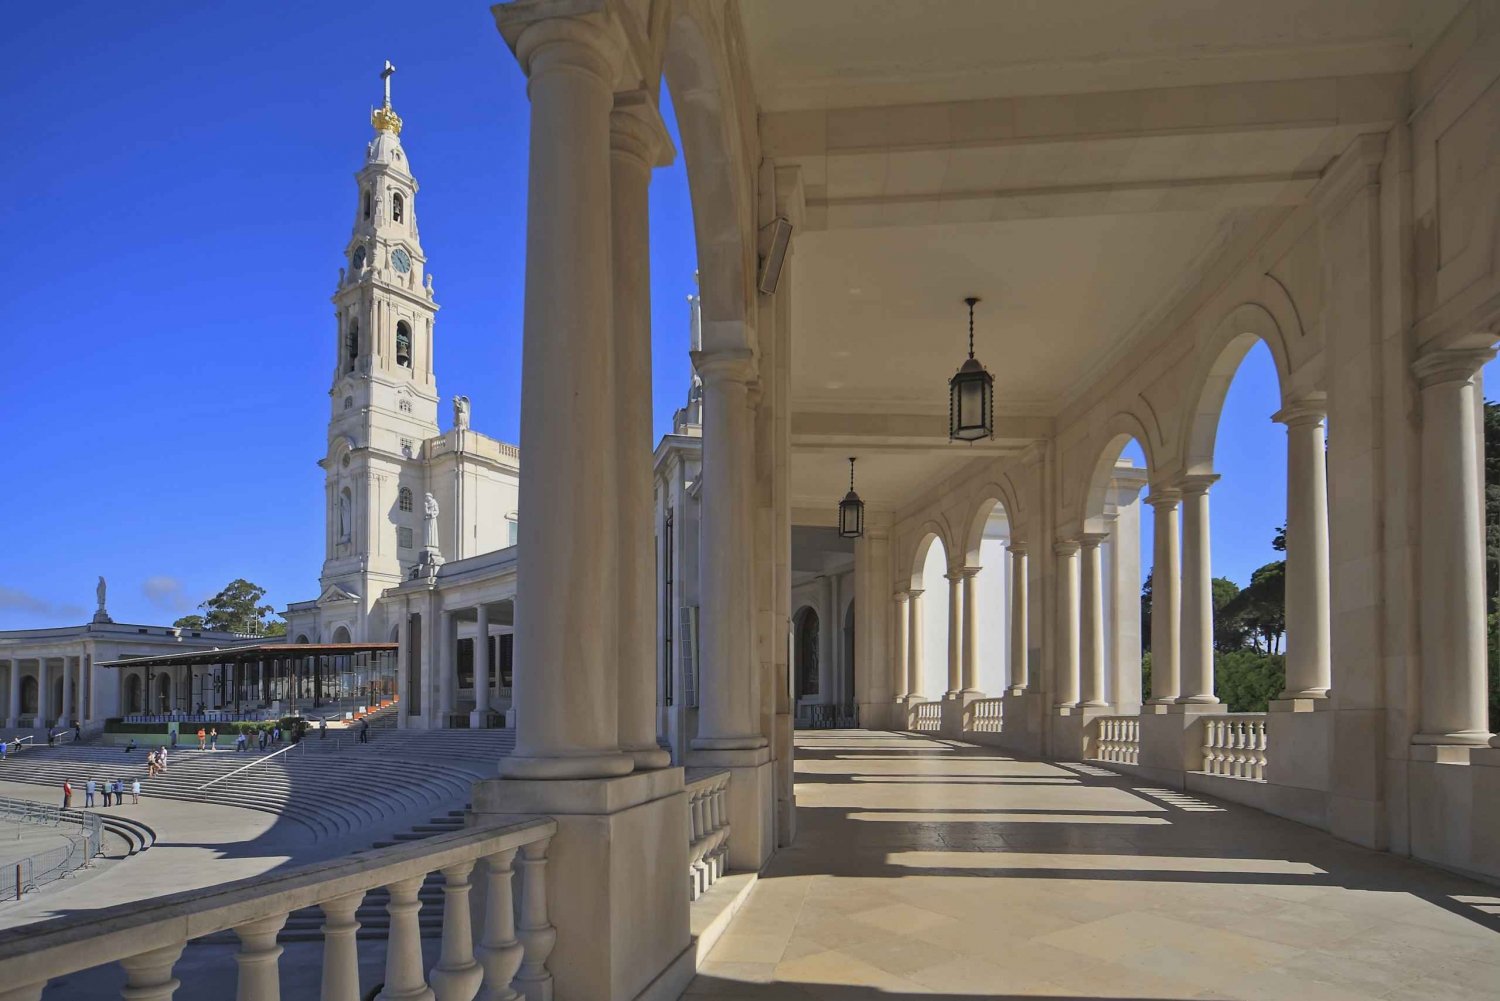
[61,777,139,809]
[195,727,220,750]
[145,746,169,777]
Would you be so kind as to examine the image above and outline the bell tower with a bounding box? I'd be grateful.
[318,62,441,632]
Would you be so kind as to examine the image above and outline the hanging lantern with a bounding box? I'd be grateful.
[949,296,995,442]
[838,456,865,539]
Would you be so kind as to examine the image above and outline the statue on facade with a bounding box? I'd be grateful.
[338,492,352,542]
[453,395,470,430]
[416,491,444,576]
[93,575,112,624]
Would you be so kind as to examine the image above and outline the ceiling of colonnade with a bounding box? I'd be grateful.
[741,0,1465,515]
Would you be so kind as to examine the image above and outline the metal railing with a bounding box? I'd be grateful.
[0,796,103,901]
[0,817,558,1001]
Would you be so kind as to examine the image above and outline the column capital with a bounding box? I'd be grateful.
[1053,540,1080,556]
[906,588,925,599]
[1272,395,1328,427]
[610,90,675,168]
[892,590,910,604]
[1079,532,1110,548]
[957,566,981,579]
[1145,487,1180,508]
[1413,347,1495,388]
[691,348,755,386]
[1176,473,1220,496]
[495,3,621,81]
[943,570,963,583]
[1007,541,1029,556]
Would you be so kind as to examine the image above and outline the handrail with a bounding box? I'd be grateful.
[0,816,555,977]
[195,739,302,790]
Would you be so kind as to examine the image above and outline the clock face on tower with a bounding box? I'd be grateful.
[391,248,412,274]
[352,246,367,271]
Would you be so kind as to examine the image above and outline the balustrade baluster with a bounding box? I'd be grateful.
[378,875,435,1001]
[235,912,288,1001]
[475,849,523,1001]
[514,838,556,1001]
[120,942,186,1001]
[430,861,483,1001]
[319,891,365,1001]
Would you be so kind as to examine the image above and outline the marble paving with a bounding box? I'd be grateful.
[689,731,1500,1000]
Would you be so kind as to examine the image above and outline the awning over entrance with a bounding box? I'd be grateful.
[95,641,397,670]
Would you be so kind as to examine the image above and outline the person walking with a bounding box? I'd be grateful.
[114,779,125,805]
[62,780,73,809]
[74,721,82,743]
[170,728,178,750]
[319,718,327,740]
[196,727,206,751]
[209,727,219,751]
[359,719,369,744]
[100,781,110,808]
[85,778,96,807]
[131,779,140,805]
[1,738,8,760]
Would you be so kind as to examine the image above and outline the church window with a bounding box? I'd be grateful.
[346,319,359,373]
[399,487,413,512]
[399,398,413,414]
[343,396,353,411]
[398,526,414,550]
[362,190,371,220]
[396,321,412,369]
[392,192,404,223]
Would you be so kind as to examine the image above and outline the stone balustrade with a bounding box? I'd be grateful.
[1092,716,1141,765]
[0,816,557,1001]
[964,697,1004,734]
[1201,714,1268,781]
[911,701,942,732]
[686,768,730,901]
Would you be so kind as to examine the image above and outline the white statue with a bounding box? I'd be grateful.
[423,492,441,553]
[454,395,470,430]
[96,576,107,612]
[338,492,352,541]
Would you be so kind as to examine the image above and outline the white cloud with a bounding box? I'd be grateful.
[0,586,86,620]
[142,576,194,612]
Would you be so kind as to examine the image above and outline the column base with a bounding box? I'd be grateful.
[1413,730,1493,746]
[690,734,769,751]
[1168,701,1223,715]
[1145,699,1178,714]
[471,767,690,1001]
[1269,696,1330,713]
[499,750,636,780]
[623,744,673,769]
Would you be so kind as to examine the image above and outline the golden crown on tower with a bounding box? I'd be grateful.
[371,59,403,135]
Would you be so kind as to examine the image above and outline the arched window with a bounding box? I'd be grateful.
[392,192,404,223]
[346,319,359,373]
[396,321,412,369]
[343,396,353,411]
[795,608,820,697]
[399,487,413,512]
[362,190,371,220]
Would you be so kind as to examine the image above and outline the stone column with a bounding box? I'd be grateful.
[61,655,75,727]
[944,572,961,698]
[691,350,765,751]
[819,575,836,704]
[907,590,924,699]
[471,604,491,729]
[1177,475,1220,705]
[1008,546,1029,692]
[1414,350,1494,744]
[1079,535,1109,707]
[1147,490,1181,704]
[892,592,910,701]
[438,610,457,724]
[1054,542,1080,707]
[395,611,411,729]
[496,11,631,779]
[36,659,51,728]
[1277,402,1332,702]
[2,660,15,729]
[959,568,982,695]
[611,92,673,771]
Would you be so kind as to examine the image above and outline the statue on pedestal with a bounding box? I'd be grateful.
[93,576,112,624]
[453,395,470,431]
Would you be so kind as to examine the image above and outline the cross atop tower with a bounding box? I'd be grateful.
[381,60,395,107]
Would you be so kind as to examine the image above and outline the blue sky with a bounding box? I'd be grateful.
[1,3,1460,629]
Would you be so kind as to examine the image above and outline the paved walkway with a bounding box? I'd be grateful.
[690,730,1500,1000]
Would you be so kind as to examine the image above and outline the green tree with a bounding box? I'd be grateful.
[1215,650,1286,712]
[172,614,207,630]
[1140,570,1154,653]
[196,579,282,635]
[1211,576,1248,651]
[1223,560,1286,653]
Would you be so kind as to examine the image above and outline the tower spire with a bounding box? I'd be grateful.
[371,60,403,135]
